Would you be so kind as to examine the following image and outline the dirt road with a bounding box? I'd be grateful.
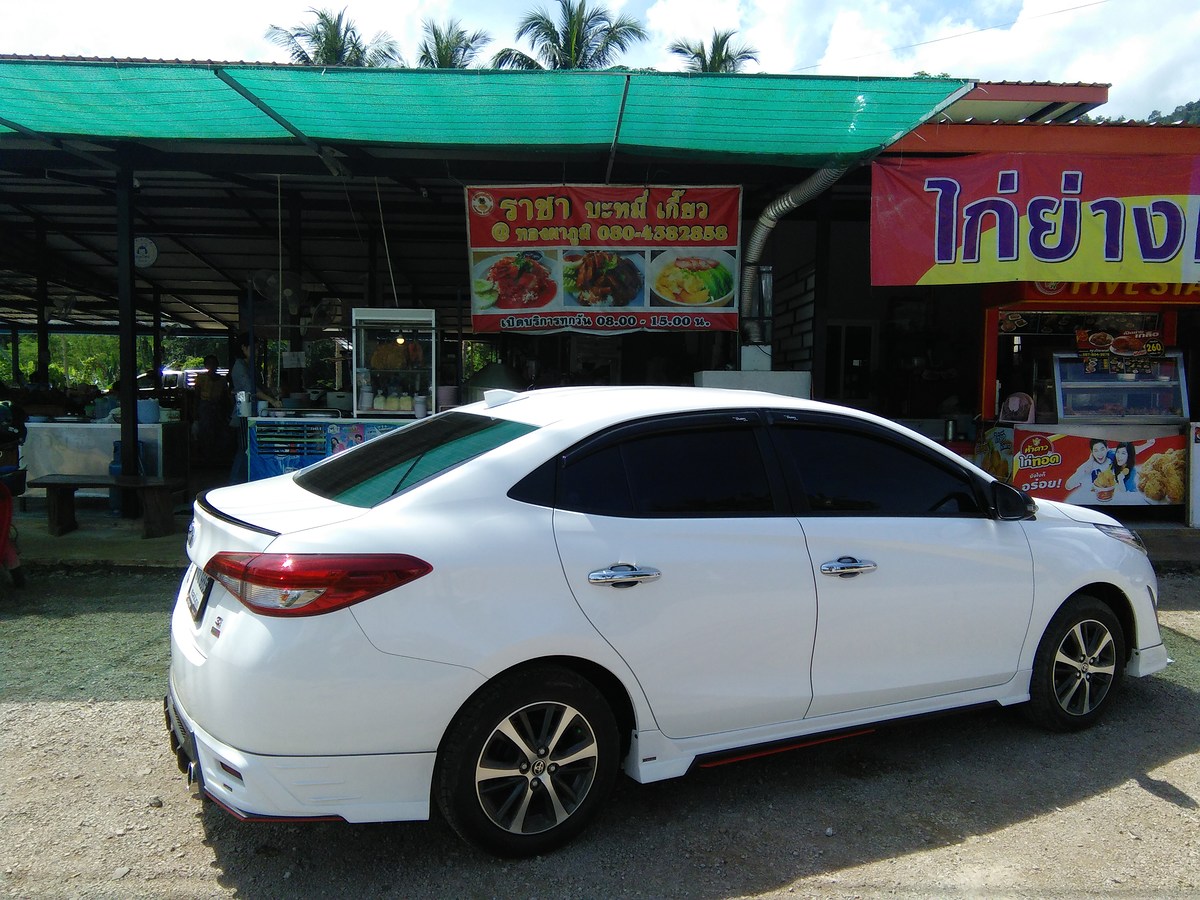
[2,568,1198,898]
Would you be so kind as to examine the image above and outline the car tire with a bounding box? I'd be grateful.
[1026,595,1125,732]
[434,665,619,857]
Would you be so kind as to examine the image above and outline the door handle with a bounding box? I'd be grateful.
[820,556,877,578]
[588,563,662,589]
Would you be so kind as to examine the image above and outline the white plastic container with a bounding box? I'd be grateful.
[325,391,352,412]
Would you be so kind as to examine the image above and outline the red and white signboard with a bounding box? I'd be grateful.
[1011,428,1187,505]
[466,185,741,334]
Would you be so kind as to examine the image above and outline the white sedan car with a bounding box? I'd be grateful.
[166,386,1169,856]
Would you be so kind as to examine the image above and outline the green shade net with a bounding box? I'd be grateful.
[0,61,969,166]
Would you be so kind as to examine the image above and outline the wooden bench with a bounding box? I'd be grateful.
[27,474,187,539]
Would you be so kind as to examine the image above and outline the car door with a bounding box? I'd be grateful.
[552,412,818,740]
[769,413,1035,719]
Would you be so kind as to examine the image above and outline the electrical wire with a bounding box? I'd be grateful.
[793,0,1111,72]
[375,177,401,308]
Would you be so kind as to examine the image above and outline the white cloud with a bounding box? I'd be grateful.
[643,0,746,40]
[792,0,1200,119]
[818,7,906,75]
[744,0,829,75]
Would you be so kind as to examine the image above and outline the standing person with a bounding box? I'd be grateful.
[193,355,230,463]
[228,333,280,484]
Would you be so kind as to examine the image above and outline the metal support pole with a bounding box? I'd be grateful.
[116,165,140,515]
[35,225,49,383]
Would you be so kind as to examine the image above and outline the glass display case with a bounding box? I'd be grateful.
[1053,351,1189,424]
[352,308,436,418]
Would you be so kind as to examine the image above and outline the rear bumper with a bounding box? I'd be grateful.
[165,680,435,823]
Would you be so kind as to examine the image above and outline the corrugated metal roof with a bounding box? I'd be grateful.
[888,118,1200,156]
[936,81,1108,124]
[0,60,971,166]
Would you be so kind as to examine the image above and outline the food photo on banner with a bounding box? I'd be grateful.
[465,185,741,335]
[1011,429,1187,506]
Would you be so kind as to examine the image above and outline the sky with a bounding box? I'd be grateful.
[2,0,1197,121]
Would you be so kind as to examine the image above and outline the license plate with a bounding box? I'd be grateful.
[186,567,213,621]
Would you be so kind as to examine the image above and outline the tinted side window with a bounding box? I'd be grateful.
[561,444,635,516]
[560,425,774,517]
[773,424,981,516]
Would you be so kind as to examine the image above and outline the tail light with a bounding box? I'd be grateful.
[204,552,432,617]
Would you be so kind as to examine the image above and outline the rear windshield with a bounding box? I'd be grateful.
[294,412,538,508]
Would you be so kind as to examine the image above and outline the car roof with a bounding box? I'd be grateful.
[456,385,977,473]
[460,385,878,430]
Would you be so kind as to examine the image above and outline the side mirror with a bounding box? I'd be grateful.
[992,481,1037,520]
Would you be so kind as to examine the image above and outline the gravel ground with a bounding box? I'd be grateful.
[1,567,1198,899]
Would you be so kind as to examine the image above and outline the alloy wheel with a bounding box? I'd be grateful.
[474,700,600,835]
[1052,618,1117,716]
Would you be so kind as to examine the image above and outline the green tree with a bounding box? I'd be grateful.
[669,29,758,73]
[1148,100,1200,124]
[162,335,232,371]
[416,18,492,69]
[266,7,399,67]
[0,332,235,391]
[492,0,648,70]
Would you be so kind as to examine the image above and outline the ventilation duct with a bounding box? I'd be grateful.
[739,166,850,343]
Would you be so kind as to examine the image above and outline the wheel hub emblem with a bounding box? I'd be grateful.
[532,759,546,776]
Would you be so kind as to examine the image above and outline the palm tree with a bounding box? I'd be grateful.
[668,29,758,73]
[416,18,492,69]
[265,7,399,67]
[492,0,648,70]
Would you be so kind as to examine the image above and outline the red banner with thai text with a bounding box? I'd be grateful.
[466,185,741,334]
[871,154,1200,286]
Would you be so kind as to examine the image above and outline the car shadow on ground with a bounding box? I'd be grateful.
[197,634,1200,898]
[1158,577,1200,611]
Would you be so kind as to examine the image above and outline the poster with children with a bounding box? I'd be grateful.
[1011,429,1187,505]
